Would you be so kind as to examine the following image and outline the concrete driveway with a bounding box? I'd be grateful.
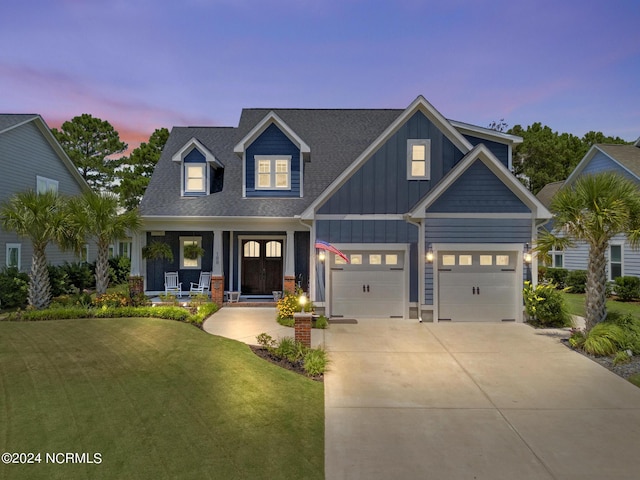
[324,319,640,480]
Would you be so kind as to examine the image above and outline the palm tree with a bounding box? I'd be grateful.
[539,172,640,330]
[0,190,77,309]
[69,192,141,295]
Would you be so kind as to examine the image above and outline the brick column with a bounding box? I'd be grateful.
[294,312,312,348]
[211,275,225,306]
[284,275,296,294]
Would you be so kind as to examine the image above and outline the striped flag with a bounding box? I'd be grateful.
[315,240,349,263]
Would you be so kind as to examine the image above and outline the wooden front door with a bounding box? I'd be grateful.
[241,239,283,295]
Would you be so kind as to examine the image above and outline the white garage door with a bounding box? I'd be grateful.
[330,250,406,318]
[438,251,518,322]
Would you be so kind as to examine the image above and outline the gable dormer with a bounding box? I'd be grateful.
[172,138,224,196]
[234,112,310,198]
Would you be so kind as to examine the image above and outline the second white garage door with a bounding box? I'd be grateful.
[438,251,518,322]
[330,250,406,318]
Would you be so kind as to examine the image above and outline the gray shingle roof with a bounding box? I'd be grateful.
[535,181,564,208]
[140,109,403,217]
[0,114,39,134]
[598,144,640,178]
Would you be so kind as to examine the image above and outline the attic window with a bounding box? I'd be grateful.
[255,155,291,190]
[407,139,431,180]
[183,148,208,196]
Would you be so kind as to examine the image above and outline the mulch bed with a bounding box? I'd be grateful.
[249,345,323,382]
[561,339,640,380]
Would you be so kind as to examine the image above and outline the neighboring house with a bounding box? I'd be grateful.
[536,139,640,280]
[136,96,551,321]
[0,114,95,270]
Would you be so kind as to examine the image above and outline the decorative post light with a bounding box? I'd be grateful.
[294,293,312,347]
[524,243,532,282]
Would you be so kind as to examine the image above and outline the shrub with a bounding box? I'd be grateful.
[314,315,329,329]
[523,281,572,327]
[256,333,277,351]
[51,292,92,308]
[274,337,304,363]
[543,268,569,288]
[304,348,328,376]
[583,323,626,356]
[0,267,29,309]
[276,287,314,320]
[613,350,632,365]
[613,276,640,302]
[93,292,131,308]
[566,270,587,293]
[108,256,131,285]
[48,264,75,297]
[568,329,586,349]
[60,261,95,291]
[608,313,640,354]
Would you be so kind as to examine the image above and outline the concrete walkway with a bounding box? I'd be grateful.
[203,309,640,479]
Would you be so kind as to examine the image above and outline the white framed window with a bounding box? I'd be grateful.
[255,155,291,190]
[244,241,260,258]
[407,139,431,180]
[385,254,398,265]
[118,241,132,259]
[185,164,207,194]
[458,255,472,266]
[609,244,623,280]
[180,237,202,269]
[550,248,563,268]
[265,241,282,258]
[480,255,493,266]
[36,176,58,194]
[80,244,89,262]
[6,243,21,269]
[496,255,510,266]
[442,255,456,266]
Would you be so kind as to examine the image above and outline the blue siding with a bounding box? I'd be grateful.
[464,135,509,167]
[245,123,301,198]
[428,160,531,213]
[423,218,531,304]
[316,220,419,302]
[318,111,465,214]
[581,151,639,183]
[146,231,214,291]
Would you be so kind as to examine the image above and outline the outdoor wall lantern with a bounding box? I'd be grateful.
[426,246,434,263]
[524,243,533,264]
[318,251,326,262]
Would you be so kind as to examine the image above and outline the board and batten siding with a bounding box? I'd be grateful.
[318,111,465,215]
[428,160,531,213]
[424,218,531,304]
[315,219,419,302]
[0,119,91,271]
[245,123,301,198]
[463,135,509,168]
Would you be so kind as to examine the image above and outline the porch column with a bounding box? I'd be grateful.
[130,232,142,276]
[211,229,224,305]
[284,230,296,293]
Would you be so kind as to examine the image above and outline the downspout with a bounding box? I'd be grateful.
[404,213,424,323]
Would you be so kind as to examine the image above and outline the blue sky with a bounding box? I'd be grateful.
[1,0,639,150]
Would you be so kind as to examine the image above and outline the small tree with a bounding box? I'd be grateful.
[537,172,640,330]
[69,192,141,295]
[0,191,77,309]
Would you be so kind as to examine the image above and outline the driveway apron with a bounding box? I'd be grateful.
[324,319,640,480]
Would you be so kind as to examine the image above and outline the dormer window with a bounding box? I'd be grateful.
[407,139,431,180]
[172,138,224,197]
[255,155,291,190]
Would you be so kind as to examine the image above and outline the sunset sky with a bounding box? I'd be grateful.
[1,0,639,151]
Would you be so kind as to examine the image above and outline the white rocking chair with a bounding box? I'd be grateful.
[164,272,182,297]
[190,272,211,297]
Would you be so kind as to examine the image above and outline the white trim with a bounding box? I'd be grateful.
[301,95,474,219]
[407,139,431,180]
[609,242,624,280]
[448,120,523,145]
[180,236,202,270]
[6,243,21,269]
[315,214,406,221]
[254,155,292,190]
[36,175,59,194]
[171,137,223,168]
[408,144,552,220]
[423,212,533,219]
[184,163,208,195]
[233,111,310,155]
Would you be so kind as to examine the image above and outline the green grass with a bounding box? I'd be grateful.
[0,318,324,479]
[629,374,640,388]
[562,292,640,319]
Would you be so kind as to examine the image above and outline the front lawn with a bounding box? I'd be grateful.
[0,318,324,479]
[562,292,640,319]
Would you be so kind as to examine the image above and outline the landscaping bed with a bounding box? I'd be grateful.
[249,345,324,382]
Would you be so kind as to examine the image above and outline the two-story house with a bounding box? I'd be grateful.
[0,114,96,271]
[136,96,551,321]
